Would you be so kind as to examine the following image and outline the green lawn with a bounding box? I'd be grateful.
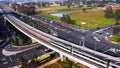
[110,35,120,42]
[37,5,116,28]
[39,9,115,28]
[68,10,115,28]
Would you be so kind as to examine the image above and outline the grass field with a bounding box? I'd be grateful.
[68,9,115,28]
[36,5,116,28]
[38,9,115,28]
[110,35,120,42]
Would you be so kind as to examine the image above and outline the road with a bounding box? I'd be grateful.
[2,7,120,67]
[28,15,120,67]
[0,44,53,68]
[0,15,54,68]
[4,15,108,68]
[30,15,120,58]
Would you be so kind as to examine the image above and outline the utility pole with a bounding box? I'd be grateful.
[71,45,73,55]
[107,60,110,68]
[4,17,6,26]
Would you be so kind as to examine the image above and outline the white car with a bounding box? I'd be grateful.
[44,48,50,52]
[3,62,8,65]
[2,58,6,61]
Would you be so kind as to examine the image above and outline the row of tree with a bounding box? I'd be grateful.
[105,7,120,35]
[22,16,51,34]
[17,54,37,68]
[6,20,32,45]
[104,7,120,22]
[0,16,5,39]
[12,4,36,15]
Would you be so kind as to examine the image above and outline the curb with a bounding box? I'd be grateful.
[11,42,39,48]
[105,35,118,44]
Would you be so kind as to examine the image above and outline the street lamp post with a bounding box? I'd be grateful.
[71,45,73,55]
[94,42,97,50]
[81,37,85,50]
[9,56,12,62]
[69,39,73,55]
[106,60,110,68]
[79,41,81,46]
[81,22,86,32]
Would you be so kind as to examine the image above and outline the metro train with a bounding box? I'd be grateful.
[50,40,118,68]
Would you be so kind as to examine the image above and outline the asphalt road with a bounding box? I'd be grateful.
[30,15,120,58]
[0,44,53,68]
[0,18,54,68]
[2,7,120,66]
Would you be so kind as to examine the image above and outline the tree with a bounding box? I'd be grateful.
[16,4,35,15]
[60,14,75,24]
[60,14,66,23]
[113,26,120,35]
[42,2,47,7]
[82,8,86,13]
[67,0,71,8]
[114,9,120,22]
[104,7,113,18]
[113,9,120,35]
[30,54,38,67]
[13,34,18,45]
[31,54,37,60]
[18,55,28,68]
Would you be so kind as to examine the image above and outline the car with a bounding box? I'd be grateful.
[52,32,58,36]
[2,58,6,61]
[98,32,103,34]
[50,21,53,23]
[3,62,8,65]
[67,31,72,33]
[35,46,41,49]
[107,27,112,30]
[96,27,100,29]
[55,27,58,29]
[44,48,51,52]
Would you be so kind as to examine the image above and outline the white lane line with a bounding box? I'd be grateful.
[9,56,12,62]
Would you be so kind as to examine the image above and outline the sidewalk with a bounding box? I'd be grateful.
[2,44,41,56]
[38,57,60,68]
[5,43,39,52]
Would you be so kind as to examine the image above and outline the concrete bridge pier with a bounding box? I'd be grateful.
[60,54,66,61]
[31,38,37,43]
[3,17,7,25]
